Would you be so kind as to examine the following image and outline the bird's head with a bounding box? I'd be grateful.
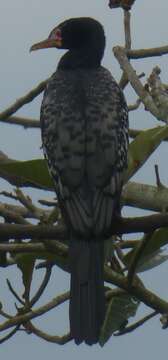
[30,17,105,53]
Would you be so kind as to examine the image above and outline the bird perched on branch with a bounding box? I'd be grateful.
[30,17,128,345]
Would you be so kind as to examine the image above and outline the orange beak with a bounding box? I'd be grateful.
[30,38,62,52]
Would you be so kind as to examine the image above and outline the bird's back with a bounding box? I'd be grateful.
[41,66,128,236]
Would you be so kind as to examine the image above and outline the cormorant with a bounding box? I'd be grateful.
[30,17,128,345]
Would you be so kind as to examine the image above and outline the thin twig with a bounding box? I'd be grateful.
[0,200,50,220]
[0,309,12,320]
[118,240,138,249]
[0,116,40,128]
[0,203,29,225]
[38,199,57,207]
[105,266,168,314]
[154,164,165,189]
[25,322,72,344]
[0,241,68,255]
[124,10,131,49]
[0,291,69,332]
[119,10,132,89]
[127,45,168,59]
[6,279,25,305]
[113,46,160,119]
[0,79,48,121]
[15,188,46,220]
[30,265,52,307]
[0,191,18,201]
[127,233,153,286]
[0,325,20,344]
[114,311,158,335]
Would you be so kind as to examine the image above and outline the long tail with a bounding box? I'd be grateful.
[69,235,105,345]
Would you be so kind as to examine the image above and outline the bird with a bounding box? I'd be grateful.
[30,17,129,345]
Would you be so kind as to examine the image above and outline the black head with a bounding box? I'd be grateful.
[30,17,105,68]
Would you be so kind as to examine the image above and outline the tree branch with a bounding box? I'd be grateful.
[127,45,168,59]
[0,291,69,332]
[0,116,40,128]
[0,213,168,241]
[0,325,20,344]
[113,46,160,119]
[105,266,168,314]
[114,311,158,335]
[127,233,153,286]
[0,79,47,121]
[30,265,52,307]
[25,322,72,344]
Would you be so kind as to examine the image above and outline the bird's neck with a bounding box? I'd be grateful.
[57,47,104,70]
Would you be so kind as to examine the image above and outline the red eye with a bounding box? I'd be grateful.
[55,29,62,40]
[49,28,62,41]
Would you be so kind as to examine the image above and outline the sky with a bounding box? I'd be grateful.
[1,0,168,359]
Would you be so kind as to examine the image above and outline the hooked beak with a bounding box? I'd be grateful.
[30,38,62,52]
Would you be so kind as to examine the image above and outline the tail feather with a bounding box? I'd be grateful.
[69,236,105,345]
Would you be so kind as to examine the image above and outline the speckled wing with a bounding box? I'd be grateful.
[41,67,128,236]
[41,70,86,188]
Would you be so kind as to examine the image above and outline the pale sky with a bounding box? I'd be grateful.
[1,1,168,359]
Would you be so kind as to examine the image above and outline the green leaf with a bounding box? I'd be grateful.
[124,227,168,271]
[99,294,140,346]
[126,126,168,180]
[17,254,35,301]
[136,250,168,272]
[14,247,69,274]
[0,159,54,189]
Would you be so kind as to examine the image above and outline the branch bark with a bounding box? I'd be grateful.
[127,45,168,59]
[113,46,161,119]
[0,79,47,121]
[1,213,168,241]
[1,116,40,128]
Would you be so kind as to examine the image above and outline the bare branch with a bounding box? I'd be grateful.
[0,116,40,128]
[6,279,24,305]
[154,164,165,189]
[117,239,138,249]
[15,188,47,221]
[124,10,131,49]
[147,66,168,122]
[30,265,52,306]
[0,291,69,332]
[127,233,153,286]
[0,213,168,241]
[0,325,20,344]
[0,79,47,121]
[0,309,12,320]
[114,311,158,335]
[119,10,132,89]
[0,203,29,224]
[105,266,168,314]
[25,322,72,344]
[0,241,68,255]
[113,46,160,119]
[127,45,168,59]
[0,200,50,220]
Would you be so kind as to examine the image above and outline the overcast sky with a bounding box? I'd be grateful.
[1,1,168,359]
